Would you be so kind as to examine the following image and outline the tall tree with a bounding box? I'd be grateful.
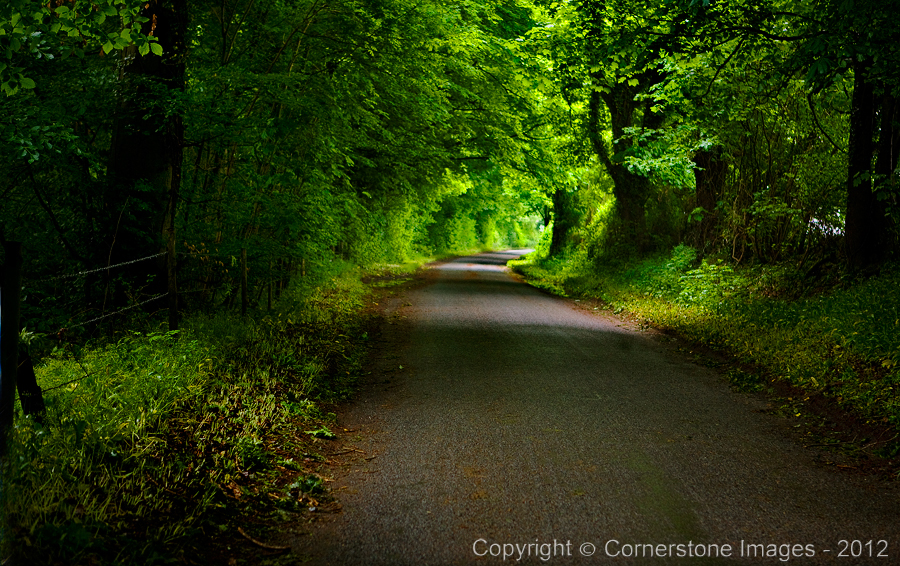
[571,0,674,250]
[668,0,900,266]
[107,0,187,272]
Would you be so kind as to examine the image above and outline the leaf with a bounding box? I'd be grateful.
[20,77,35,89]
[150,42,163,56]
[627,78,639,87]
[138,43,150,57]
[304,426,336,439]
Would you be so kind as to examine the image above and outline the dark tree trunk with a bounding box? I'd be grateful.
[549,187,575,256]
[692,147,727,252]
[16,354,45,424]
[844,65,885,268]
[588,86,653,250]
[541,205,552,228]
[107,0,187,292]
[874,92,900,249]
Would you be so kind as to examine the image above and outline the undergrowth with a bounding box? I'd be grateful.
[0,262,399,565]
[511,246,900,449]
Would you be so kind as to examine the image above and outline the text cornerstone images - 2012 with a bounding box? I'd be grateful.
[472,538,890,562]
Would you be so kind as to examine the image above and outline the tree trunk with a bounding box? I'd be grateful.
[692,147,727,252]
[549,187,575,256]
[588,87,651,250]
[16,354,45,424]
[107,0,187,293]
[844,65,884,268]
[874,92,900,249]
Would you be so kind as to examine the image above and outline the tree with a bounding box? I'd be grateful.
[0,0,157,95]
[107,0,186,307]
[548,0,678,251]
[667,0,900,266]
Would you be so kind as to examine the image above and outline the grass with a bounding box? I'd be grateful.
[510,246,900,458]
[1,260,419,565]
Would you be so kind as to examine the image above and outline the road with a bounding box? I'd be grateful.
[293,250,899,565]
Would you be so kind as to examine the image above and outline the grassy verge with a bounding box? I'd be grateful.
[1,260,423,565]
[510,246,900,464]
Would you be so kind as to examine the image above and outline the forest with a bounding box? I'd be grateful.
[0,0,898,563]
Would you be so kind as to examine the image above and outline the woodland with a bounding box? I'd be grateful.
[0,0,899,563]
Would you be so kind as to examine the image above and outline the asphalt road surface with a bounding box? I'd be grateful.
[294,250,899,565]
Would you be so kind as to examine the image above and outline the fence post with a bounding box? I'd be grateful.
[241,248,248,316]
[0,241,23,455]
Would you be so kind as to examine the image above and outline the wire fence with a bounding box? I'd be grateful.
[67,293,170,330]
[2,242,302,409]
[21,251,174,338]
[21,246,292,339]
[1,243,295,436]
[26,252,168,283]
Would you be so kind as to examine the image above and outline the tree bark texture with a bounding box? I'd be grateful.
[588,85,657,251]
[107,0,187,293]
[549,187,576,256]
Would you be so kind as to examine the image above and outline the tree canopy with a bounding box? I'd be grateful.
[1,0,898,332]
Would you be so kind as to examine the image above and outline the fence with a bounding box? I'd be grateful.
[0,241,294,452]
[0,243,177,454]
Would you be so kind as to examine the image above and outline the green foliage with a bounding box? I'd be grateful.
[4,0,900,556]
[2,269,376,564]
[2,0,551,340]
[304,426,336,440]
[530,0,898,265]
[0,0,157,95]
[677,259,738,310]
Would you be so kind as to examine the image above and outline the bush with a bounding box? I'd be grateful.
[2,267,377,564]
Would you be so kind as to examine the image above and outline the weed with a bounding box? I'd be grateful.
[304,426,336,440]
[2,264,384,564]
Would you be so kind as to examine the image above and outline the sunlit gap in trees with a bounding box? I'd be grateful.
[437,250,535,274]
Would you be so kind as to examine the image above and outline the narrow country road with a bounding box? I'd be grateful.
[294,251,899,565]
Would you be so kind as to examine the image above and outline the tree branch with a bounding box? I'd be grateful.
[807,92,846,154]
[588,89,614,173]
[699,36,746,102]
[28,168,85,262]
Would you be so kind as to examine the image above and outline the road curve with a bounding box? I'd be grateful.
[294,250,899,565]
